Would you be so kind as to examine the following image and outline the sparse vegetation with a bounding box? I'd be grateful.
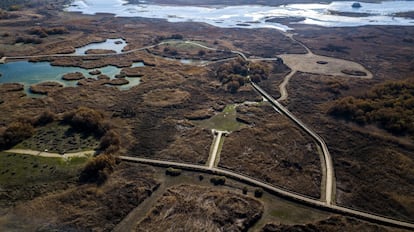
[320,44,350,54]
[136,184,264,231]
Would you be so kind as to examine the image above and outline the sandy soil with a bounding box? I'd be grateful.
[278,53,373,79]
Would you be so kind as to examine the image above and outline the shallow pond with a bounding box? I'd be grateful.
[66,0,414,31]
[74,38,127,55]
[0,61,144,96]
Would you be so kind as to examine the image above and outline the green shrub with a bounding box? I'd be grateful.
[254,188,264,198]
[242,186,248,195]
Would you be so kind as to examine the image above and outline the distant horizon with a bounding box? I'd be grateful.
[67,0,414,31]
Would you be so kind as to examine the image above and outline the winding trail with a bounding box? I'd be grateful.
[2,39,404,229]
[277,70,297,101]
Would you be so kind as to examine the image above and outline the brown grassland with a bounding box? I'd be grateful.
[0,0,413,231]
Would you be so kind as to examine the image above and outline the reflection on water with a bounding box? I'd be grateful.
[74,38,127,54]
[0,61,144,95]
[66,0,414,31]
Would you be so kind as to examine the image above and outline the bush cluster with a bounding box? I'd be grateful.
[98,130,120,154]
[254,188,264,198]
[79,154,116,185]
[0,121,34,149]
[329,79,414,135]
[163,47,178,56]
[63,107,107,136]
[154,34,184,43]
[210,176,226,185]
[28,26,68,38]
[32,110,56,126]
[216,58,270,93]
[15,36,42,44]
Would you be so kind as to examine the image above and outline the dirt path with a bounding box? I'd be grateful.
[278,69,297,101]
[4,149,95,159]
[206,129,228,169]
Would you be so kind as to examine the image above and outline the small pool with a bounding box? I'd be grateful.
[74,38,127,55]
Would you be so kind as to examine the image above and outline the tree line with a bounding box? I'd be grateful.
[329,79,414,135]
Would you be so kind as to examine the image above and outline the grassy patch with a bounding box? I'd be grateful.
[163,40,209,49]
[193,104,245,131]
[15,122,99,153]
[0,152,89,185]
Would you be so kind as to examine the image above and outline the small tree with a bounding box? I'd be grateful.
[242,187,248,195]
[198,174,204,181]
[227,80,240,94]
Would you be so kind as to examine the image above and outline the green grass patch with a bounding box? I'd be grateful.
[0,152,89,185]
[15,122,99,153]
[193,105,245,131]
[163,40,209,48]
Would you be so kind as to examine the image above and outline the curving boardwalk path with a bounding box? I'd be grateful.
[3,147,414,229]
[119,156,414,230]
[3,39,407,229]
[250,82,335,206]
